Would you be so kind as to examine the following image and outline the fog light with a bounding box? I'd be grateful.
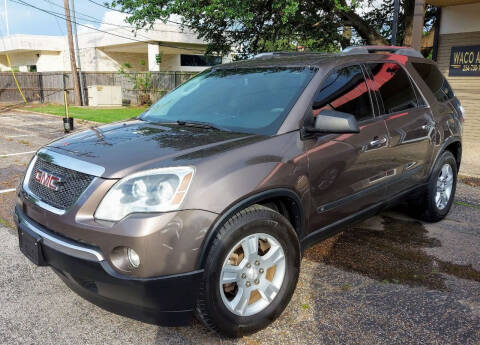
[127,248,140,268]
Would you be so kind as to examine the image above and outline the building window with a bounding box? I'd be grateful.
[28,65,37,72]
[180,54,222,67]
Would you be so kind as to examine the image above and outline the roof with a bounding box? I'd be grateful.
[0,35,65,53]
[215,47,426,70]
[215,53,340,70]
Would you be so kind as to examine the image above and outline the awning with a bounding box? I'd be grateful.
[426,0,480,6]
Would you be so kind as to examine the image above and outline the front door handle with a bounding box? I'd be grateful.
[421,123,434,130]
[369,136,387,147]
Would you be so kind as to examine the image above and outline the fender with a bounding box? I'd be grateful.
[429,136,462,176]
[195,188,305,269]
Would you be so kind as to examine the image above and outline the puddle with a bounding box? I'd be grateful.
[305,215,480,290]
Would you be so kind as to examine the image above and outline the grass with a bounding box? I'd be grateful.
[301,303,310,310]
[0,217,11,228]
[25,105,148,123]
[454,200,480,209]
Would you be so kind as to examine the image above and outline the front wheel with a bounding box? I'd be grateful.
[410,150,457,222]
[195,205,300,337]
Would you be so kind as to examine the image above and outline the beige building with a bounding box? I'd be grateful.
[0,20,226,73]
[428,0,480,145]
[417,0,480,149]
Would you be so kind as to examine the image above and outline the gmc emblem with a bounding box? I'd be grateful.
[34,169,61,191]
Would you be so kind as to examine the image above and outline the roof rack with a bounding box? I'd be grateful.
[342,45,423,58]
[252,51,333,59]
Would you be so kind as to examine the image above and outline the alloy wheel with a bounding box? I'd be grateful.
[219,233,286,316]
[435,163,454,210]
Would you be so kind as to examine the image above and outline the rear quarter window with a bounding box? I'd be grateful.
[367,63,419,114]
[411,62,454,103]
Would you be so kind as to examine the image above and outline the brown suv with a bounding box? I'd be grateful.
[14,46,463,336]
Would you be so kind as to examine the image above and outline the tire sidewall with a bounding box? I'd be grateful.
[203,209,300,336]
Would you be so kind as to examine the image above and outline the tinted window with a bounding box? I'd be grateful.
[142,68,315,135]
[180,54,222,66]
[412,62,454,102]
[313,65,373,122]
[368,63,418,114]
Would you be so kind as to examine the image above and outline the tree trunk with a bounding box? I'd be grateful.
[402,0,415,46]
[336,9,388,45]
[420,28,435,56]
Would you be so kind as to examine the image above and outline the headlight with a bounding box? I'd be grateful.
[94,167,194,222]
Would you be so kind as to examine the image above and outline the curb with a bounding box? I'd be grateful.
[14,108,100,125]
[458,174,480,188]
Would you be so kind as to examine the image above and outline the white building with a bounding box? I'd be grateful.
[0,19,226,72]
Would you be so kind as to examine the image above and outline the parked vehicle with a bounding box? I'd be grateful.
[14,46,463,337]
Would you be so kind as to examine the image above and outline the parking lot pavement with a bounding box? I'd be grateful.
[0,111,479,344]
[0,111,92,228]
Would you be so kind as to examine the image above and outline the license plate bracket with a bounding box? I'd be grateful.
[18,225,47,266]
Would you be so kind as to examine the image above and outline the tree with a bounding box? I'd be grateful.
[110,0,438,57]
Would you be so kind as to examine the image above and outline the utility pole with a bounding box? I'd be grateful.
[4,0,9,36]
[391,0,400,46]
[70,0,85,106]
[63,0,81,106]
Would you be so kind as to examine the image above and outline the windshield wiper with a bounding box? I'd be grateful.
[176,120,231,132]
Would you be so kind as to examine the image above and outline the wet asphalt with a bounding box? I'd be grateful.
[0,111,479,344]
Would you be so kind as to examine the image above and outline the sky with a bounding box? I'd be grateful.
[0,0,112,37]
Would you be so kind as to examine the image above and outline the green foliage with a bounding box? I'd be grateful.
[110,0,438,57]
[155,52,163,64]
[118,62,154,104]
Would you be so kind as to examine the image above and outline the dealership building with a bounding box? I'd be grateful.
[421,0,480,147]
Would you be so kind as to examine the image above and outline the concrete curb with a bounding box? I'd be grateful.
[14,109,100,126]
[458,174,480,187]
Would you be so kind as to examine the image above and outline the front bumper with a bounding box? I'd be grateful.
[14,207,204,326]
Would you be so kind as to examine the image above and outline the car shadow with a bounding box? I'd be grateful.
[150,208,480,343]
[305,211,480,290]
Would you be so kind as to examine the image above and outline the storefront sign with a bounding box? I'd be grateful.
[449,45,480,76]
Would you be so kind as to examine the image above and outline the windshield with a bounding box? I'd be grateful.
[141,67,316,135]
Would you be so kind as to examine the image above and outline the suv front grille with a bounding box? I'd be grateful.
[27,158,95,210]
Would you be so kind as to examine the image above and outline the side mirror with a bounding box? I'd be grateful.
[305,110,360,134]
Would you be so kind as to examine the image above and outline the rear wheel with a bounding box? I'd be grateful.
[196,205,300,337]
[410,151,457,222]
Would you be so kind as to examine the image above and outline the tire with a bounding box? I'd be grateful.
[195,204,300,337]
[411,150,457,222]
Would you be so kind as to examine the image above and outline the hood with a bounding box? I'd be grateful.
[45,120,259,178]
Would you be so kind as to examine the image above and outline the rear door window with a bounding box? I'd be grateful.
[411,62,454,102]
[367,63,419,114]
[313,65,373,122]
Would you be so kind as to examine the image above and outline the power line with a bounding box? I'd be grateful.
[9,0,206,52]
[39,0,159,41]
[40,0,179,35]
